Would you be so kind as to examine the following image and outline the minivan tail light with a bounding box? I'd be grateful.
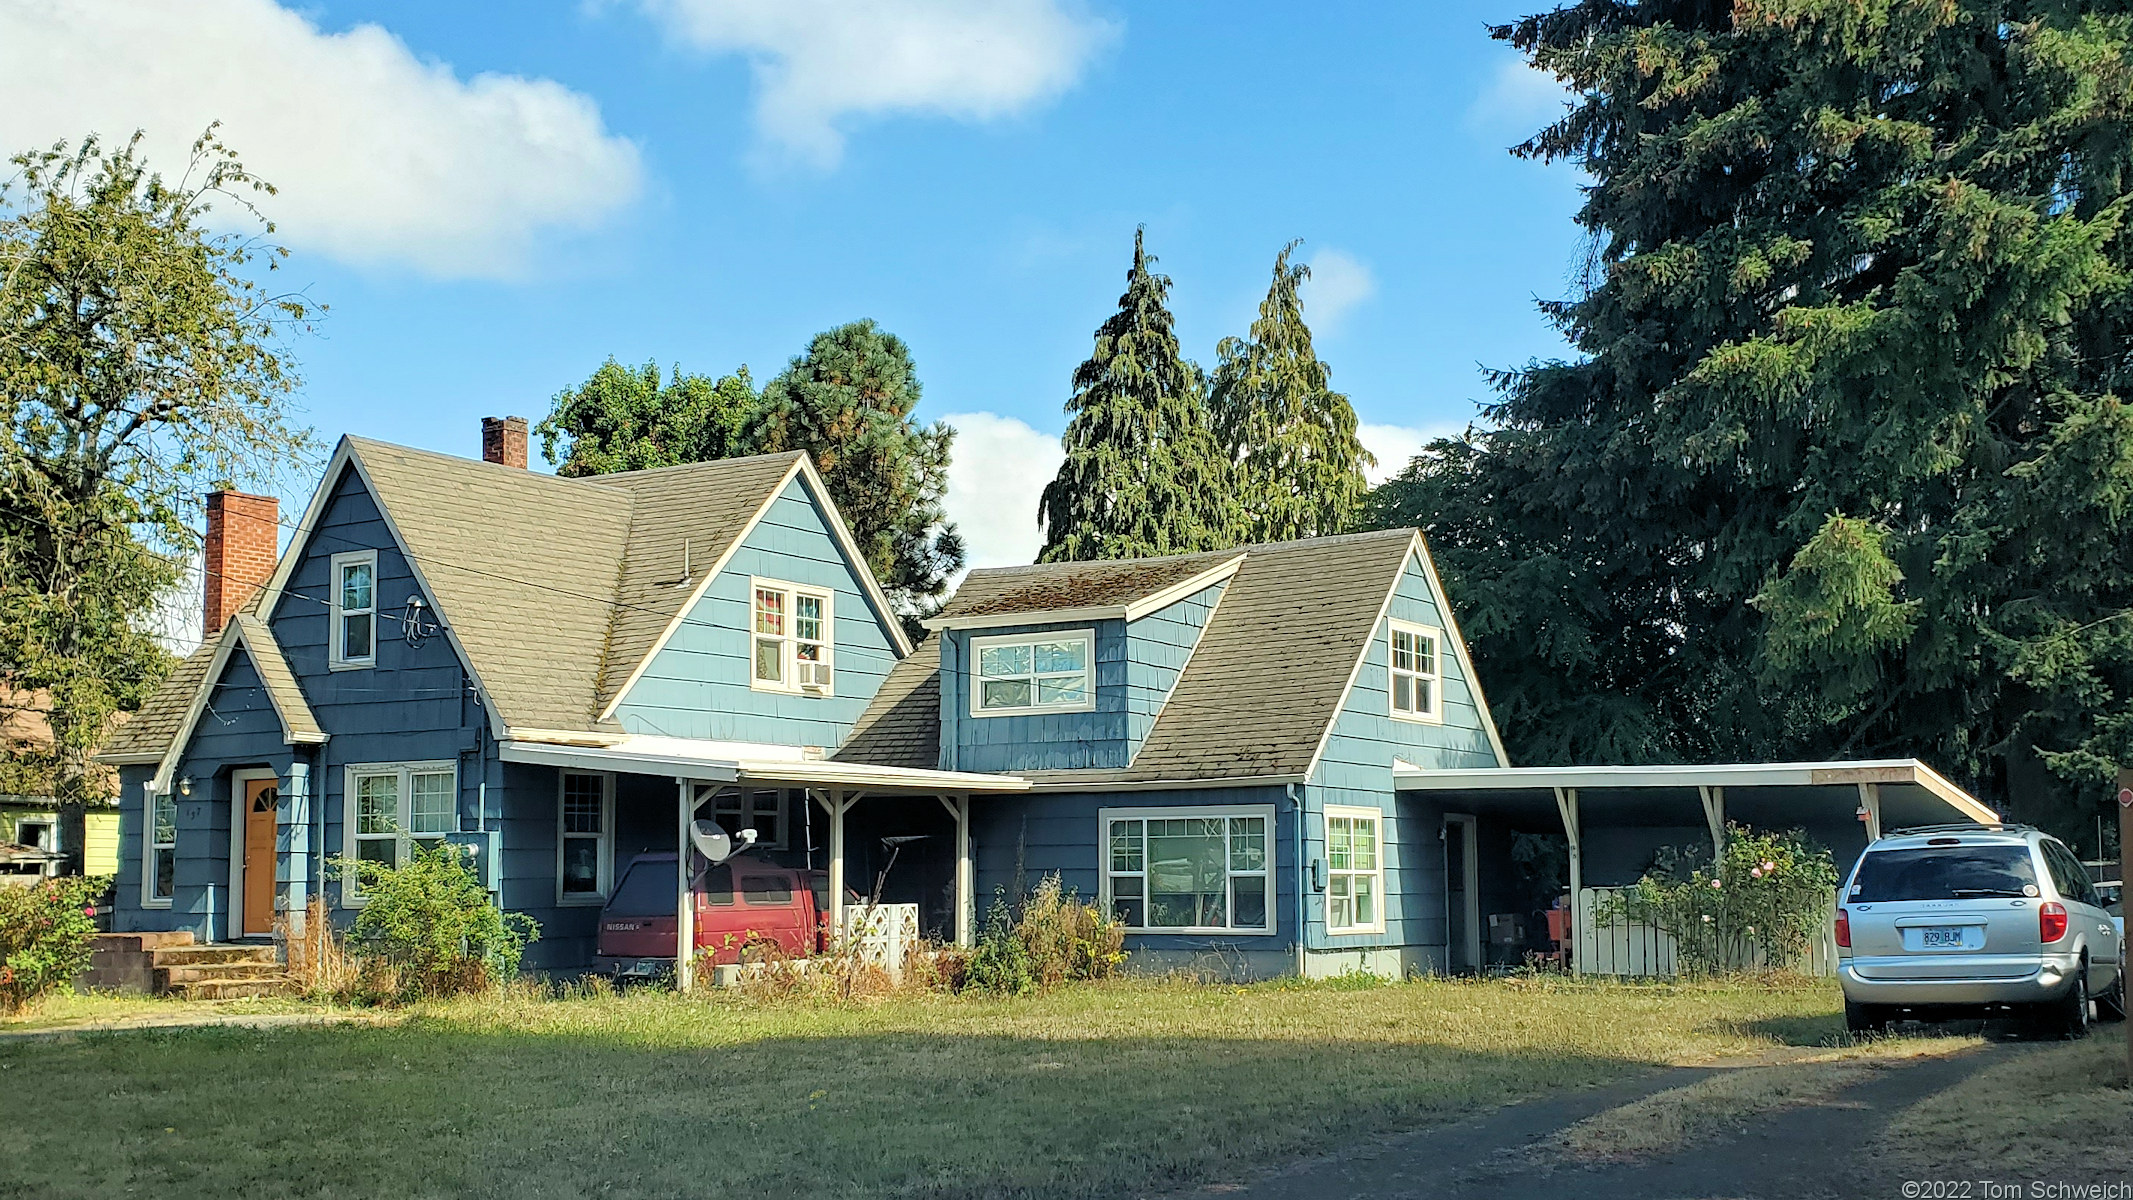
[2040,902,2069,944]
[1835,908,1851,948]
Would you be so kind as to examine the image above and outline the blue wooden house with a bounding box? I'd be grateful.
[99,424,1994,980]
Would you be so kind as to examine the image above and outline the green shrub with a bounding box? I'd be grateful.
[0,876,107,1013]
[330,841,537,1002]
[1600,824,1838,975]
[965,893,1034,996]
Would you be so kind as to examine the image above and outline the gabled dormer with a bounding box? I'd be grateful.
[922,554,1243,772]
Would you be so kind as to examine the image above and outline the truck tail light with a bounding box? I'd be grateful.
[2040,902,2069,944]
[1835,908,1851,948]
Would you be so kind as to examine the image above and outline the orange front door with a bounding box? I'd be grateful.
[242,778,279,936]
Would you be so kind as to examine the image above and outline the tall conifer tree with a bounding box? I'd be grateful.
[1211,241,1373,541]
[1367,1,2133,836]
[1039,228,1238,562]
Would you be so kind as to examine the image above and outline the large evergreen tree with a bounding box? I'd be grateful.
[1367,1,2133,837]
[1210,241,1373,541]
[745,320,964,613]
[1039,228,1238,562]
[536,359,755,477]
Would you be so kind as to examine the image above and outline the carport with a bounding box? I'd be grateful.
[1394,759,1999,975]
[501,734,1029,987]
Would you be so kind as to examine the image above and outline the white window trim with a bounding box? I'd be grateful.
[1097,803,1277,937]
[1324,805,1388,935]
[748,576,835,696]
[969,629,1098,717]
[140,782,175,909]
[340,760,457,907]
[555,770,615,906]
[709,786,790,851]
[13,817,54,851]
[329,549,378,670]
[1388,618,1445,725]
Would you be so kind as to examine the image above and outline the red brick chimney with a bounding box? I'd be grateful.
[203,490,279,639]
[482,416,529,468]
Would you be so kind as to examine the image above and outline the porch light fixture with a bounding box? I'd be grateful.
[178,776,193,797]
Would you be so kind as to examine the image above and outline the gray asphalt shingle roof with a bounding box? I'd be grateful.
[839,529,1422,782]
[933,551,1237,621]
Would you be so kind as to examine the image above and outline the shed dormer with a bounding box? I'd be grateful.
[924,553,1243,773]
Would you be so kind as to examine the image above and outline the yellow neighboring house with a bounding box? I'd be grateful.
[2,689,121,878]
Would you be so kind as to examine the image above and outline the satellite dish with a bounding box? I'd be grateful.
[688,820,757,864]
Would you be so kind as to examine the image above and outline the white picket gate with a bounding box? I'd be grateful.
[1574,887,1840,978]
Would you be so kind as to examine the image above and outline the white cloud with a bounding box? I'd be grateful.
[1358,421,1466,484]
[940,411,1062,573]
[1300,248,1376,336]
[1466,51,1576,139]
[0,0,644,279]
[640,0,1117,166]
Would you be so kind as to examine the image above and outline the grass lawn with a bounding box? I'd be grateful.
[0,975,1844,1199]
[1883,1032,2132,1178]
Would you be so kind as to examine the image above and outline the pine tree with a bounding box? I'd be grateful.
[1367,1,2133,837]
[1039,228,1238,563]
[1210,241,1373,541]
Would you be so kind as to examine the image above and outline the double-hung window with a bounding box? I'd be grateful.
[1102,806,1273,934]
[330,550,377,668]
[142,785,176,907]
[1389,619,1442,722]
[558,772,613,904]
[971,631,1094,715]
[751,579,833,694]
[1325,807,1385,934]
[343,762,455,904]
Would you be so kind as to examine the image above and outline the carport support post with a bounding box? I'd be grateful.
[1857,782,1883,842]
[824,789,848,937]
[1553,786,1582,977]
[676,777,695,993]
[937,793,973,947]
[1699,786,1726,863]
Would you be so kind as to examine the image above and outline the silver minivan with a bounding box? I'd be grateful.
[1836,824,2125,1036]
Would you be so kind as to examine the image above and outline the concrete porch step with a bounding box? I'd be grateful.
[153,944,278,967]
[91,931,197,954]
[154,962,286,985]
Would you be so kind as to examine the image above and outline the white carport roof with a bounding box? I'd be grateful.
[499,734,1028,792]
[1393,758,1997,833]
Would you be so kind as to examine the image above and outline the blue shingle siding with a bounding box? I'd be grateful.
[614,477,899,748]
[940,620,1130,772]
[971,784,1299,964]
[1124,582,1224,760]
[1300,547,1502,961]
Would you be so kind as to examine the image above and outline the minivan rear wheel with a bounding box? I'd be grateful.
[2039,962,2090,1040]
[1845,998,1892,1036]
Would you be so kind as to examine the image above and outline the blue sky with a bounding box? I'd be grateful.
[1,0,1587,570]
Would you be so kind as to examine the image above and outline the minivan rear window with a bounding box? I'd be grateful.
[1849,846,2039,902]
[607,858,677,917]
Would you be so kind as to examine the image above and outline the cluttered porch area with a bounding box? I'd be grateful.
[1395,759,1999,979]
[500,736,1027,982]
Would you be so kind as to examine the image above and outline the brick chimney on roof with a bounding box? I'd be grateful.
[203,490,279,639]
[482,416,529,469]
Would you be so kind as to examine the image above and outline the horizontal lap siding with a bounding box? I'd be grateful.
[615,478,897,749]
[1304,548,1503,958]
[942,620,1130,772]
[1125,583,1223,760]
[971,785,1298,952]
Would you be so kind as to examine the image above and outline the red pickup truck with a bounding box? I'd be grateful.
[593,852,836,980]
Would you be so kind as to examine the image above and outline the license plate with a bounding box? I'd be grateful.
[621,961,662,977]
[1919,926,1965,949]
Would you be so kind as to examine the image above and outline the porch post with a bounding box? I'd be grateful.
[938,793,972,947]
[1554,786,1583,977]
[1699,785,1726,862]
[1856,781,1883,842]
[676,777,695,992]
[827,788,847,937]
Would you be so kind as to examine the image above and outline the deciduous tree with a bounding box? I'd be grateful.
[536,359,754,477]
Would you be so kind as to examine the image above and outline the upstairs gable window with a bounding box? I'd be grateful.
[970,631,1094,716]
[1388,619,1442,724]
[751,579,834,695]
[330,550,376,669]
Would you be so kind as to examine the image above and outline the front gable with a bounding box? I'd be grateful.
[610,474,902,748]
